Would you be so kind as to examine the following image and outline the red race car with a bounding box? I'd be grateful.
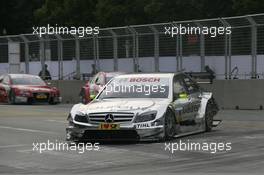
[0,74,61,104]
[80,72,125,104]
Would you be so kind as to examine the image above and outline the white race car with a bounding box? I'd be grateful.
[66,73,220,141]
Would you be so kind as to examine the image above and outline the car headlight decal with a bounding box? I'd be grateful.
[152,118,164,126]
[134,111,157,123]
[74,114,89,123]
[16,89,31,96]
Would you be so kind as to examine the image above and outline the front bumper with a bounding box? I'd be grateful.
[14,96,28,103]
[66,122,164,141]
[13,95,61,104]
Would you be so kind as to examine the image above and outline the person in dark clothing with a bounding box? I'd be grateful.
[91,64,97,76]
[39,64,52,80]
[205,65,215,83]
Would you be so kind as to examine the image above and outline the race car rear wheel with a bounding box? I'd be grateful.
[27,98,33,105]
[164,108,176,140]
[49,97,58,105]
[205,99,214,132]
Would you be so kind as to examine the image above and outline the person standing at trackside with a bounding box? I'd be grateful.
[39,64,52,80]
[205,65,215,83]
[91,64,97,76]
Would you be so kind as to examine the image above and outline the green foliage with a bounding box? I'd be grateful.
[0,0,263,35]
[34,0,97,26]
[232,0,264,15]
[0,0,43,35]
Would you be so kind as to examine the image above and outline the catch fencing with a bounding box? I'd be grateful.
[0,13,263,80]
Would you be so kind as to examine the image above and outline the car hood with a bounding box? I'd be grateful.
[12,85,54,92]
[74,98,171,115]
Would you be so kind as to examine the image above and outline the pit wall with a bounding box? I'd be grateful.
[48,80,86,104]
[49,80,264,110]
[199,80,264,110]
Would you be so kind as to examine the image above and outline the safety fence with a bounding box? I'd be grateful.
[0,13,263,80]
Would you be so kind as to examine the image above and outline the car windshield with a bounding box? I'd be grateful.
[11,76,46,85]
[105,76,114,83]
[98,77,170,99]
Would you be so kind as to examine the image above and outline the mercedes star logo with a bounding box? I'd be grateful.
[105,114,114,123]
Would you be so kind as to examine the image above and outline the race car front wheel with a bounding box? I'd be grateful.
[8,90,16,104]
[205,99,214,132]
[49,97,58,105]
[164,108,176,140]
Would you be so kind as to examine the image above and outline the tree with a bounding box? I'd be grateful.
[34,0,97,26]
[0,0,43,35]
[233,0,264,15]
[0,0,263,35]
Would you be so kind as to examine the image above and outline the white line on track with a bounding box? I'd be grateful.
[45,119,67,124]
[0,125,57,134]
[0,144,27,149]
[101,146,173,160]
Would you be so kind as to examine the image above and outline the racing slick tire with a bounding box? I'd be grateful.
[8,90,16,104]
[49,98,57,105]
[205,99,214,132]
[27,98,33,105]
[164,108,177,140]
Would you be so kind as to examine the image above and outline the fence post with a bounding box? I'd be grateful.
[220,18,232,79]
[20,35,29,74]
[7,37,20,73]
[93,35,100,72]
[220,18,228,79]
[149,25,159,72]
[38,36,45,78]
[109,29,118,71]
[228,31,232,79]
[74,35,80,80]
[179,30,183,71]
[195,22,205,71]
[247,16,257,79]
[172,23,182,71]
[92,35,97,71]
[128,26,139,72]
[55,34,63,80]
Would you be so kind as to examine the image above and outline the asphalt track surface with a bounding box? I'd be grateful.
[0,104,264,174]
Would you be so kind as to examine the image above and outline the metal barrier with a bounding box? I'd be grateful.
[0,13,263,79]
